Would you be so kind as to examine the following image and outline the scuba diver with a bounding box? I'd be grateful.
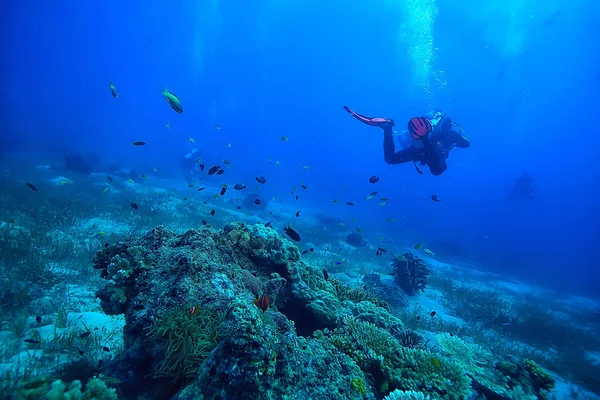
[343,106,470,176]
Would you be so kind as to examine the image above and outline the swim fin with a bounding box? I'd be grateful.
[343,106,394,128]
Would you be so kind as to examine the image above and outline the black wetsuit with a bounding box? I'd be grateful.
[383,116,470,176]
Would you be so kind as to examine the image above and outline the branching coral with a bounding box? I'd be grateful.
[392,252,430,295]
[330,278,390,311]
[145,305,225,382]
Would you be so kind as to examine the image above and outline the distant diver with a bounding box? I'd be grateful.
[343,106,470,176]
[509,173,535,200]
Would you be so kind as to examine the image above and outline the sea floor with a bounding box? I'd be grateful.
[1,160,599,399]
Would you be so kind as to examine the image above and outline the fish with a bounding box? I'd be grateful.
[153,166,157,172]
[254,199,261,205]
[431,194,440,202]
[416,316,421,321]
[210,209,216,216]
[216,125,221,130]
[109,81,118,98]
[227,143,231,148]
[301,166,309,170]
[189,306,199,314]
[377,247,387,253]
[208,166,220,175]
[284,226,301,242]
[256,176,267,184]
[376,250,381,256]
[369,176,380,184]
[254,293,270,312]
[295,211,300,217]
[301,185,308,190]
[414,243,425,249]
[141,174,148,179]
[338,223,345,227]
[79,332,91,339]
[423,249,435,256]
[234,184,246,190]
[165,122,170,130]
[184,197,189,201]
[102,188,110,194]
[302,249,310,255]
[35,316,42,323]
[220,186,227,196]
[26,182,38,191]
[380,197,391,202]
[365,192,378,200]
[264,222,272,228]
[386,218,396,223]
[222,159,232,165]
[295,195,299,200]
[430,311,437,317]
[161,85,183,113]
[130,203,138,210]
[280,136,289,141]
[24,339,40,344]
[97,232,105,235]
[201,220,207,225]
[332,199,339,204]
[58,179,71,185]
[102,346,110,352]
[236,205,242,209]
[275,161,280,166]
[431,357,441,368]
[346,202,355,206]
[197,187,205,191]
[107,176,113,182]
[132,141,146,146]
[323,269,329,280]
[127,179,134,184]
[189,137,195,143]
[216,169,225,175]
[198,163,205,171]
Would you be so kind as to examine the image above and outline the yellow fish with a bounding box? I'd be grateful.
[102,188,109,193]
[423,249,435,256]
[161,85,183,113]
[127,179,134,184]
[386,218,396,222]
[189,137,195,143]
[97,231,105,235]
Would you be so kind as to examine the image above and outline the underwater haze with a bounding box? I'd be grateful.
[2,0,600,399]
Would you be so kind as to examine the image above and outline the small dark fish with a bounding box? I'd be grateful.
[210,209,216,216]
[449,333,454,336]
[431,195,440,203]
[107,176,113,182]
[216,169,225,175]
[301,185,308,190]
[377,247,387,253]
[132,141,146,146]
[369,175,380,184]
[295,210,300,217]
[24,339,40,344]
[102,346,110,352]
[130,202,138,210]
[254,199,261,205]
[234,183,246,190]
[256,176,267,184]
[253,293,270,312]
[201,220,207,225]
[264,222,272,228]
[110,81,118,98]
[430,311,437,317]
[79,331,91,339]
[302,249,309,255]
[416,316,421,321]
[198,163,205,171]
[284,226,301,242]
[236,205,242,209]
[222,159,232,165]
[309,248,314,252]
[323,269,329,280]
[35,316,42,323]
[78,350,84,356]
[220,186,227,196]
[94,327,99,330]
[26,182,38,191]
[376,250,381,256]
[208,165,220,175]
[346,202,355,206]
[295,195,299,200]
[197,187,205,191]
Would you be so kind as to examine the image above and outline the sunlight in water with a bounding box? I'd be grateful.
[396,0,440,106]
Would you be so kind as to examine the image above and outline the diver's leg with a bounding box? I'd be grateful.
[384,126,423,164]
[422,148,447,176]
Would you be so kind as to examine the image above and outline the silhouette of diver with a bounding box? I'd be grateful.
[343,106,470,176]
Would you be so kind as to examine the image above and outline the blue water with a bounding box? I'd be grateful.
[2,0,599,298]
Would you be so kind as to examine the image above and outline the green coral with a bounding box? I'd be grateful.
[522,359,555,393]
[352,377,367,395]
[330,278,390,311]
[329,317,471,399]
[12,377,117,399]
[384,390,431,400]
[145,305,225,382]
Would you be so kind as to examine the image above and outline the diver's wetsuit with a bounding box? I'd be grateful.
[344,106,470,176]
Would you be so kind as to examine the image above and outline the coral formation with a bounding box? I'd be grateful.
[12,376,117,399]
[384,390,431,400]
[345,232,367,247]
[392,252,430,295]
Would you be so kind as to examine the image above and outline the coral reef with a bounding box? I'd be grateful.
[384,390,431,400]
[392,252,430,295]
[12,376,117,399]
